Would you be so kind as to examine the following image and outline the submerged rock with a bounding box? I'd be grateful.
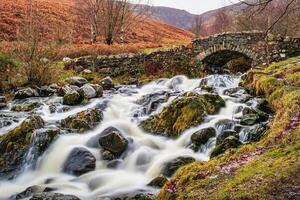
[211,136,242,158]
[63,90,84,106]
[140,93,225,138]
[99,76,114,90]
[0,115,44,179]
[61,108,103,132]
[66,76,88,87]
[99,127,128,158]
[14,88,39,100]
[148,175,168,188]
[30,192,80,200]
[63,147,96,176]
[12,185,53,200]
[162,156,196,177]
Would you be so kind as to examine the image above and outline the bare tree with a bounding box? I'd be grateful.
[238,0,300,34]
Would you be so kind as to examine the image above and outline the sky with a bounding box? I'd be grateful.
[147,0,240,14]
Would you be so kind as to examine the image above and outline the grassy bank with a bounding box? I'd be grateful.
[157,56,300,200]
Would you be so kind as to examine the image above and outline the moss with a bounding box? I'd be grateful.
[156,56,300,200]
[61,108,103,133]
[0,116,44,177]
[141,93,225,138]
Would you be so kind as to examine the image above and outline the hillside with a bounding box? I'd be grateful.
[0,0,193,44]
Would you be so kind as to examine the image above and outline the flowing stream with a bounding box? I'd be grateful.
[0,74,267,200]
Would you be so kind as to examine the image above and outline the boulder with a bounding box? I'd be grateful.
[99,127,128,157]
[63,91,84,106]
[0,115,44,179]
[66,76,88,87]
[90,84,103,97]
[78,84,97,99]
[63,147,96,176]
[211,136,242,158]
[242,107,269,122]
[58,85,79,97]
[240,114,260,126]
[38,86,57,97]
[242,125,266,142]
[30,192,80,200]
[11,101,42,112]
[140,93,225,138]
[215,119,236,132]
[162,156,195,177]
[216,130,239,145]
[99,76,114,90]
[148,175,168,188]
[191,128,216,147]
[14,88,39,100]
[61,108,103,132]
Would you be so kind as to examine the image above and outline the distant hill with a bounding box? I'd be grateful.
[144,3,246,35]
[0,0,194,44]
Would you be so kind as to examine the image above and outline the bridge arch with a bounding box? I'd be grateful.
[197,43,259,74]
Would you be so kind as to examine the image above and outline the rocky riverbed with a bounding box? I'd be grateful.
[0,73,273,200]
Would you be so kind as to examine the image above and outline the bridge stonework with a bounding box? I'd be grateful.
[192,31,300,66]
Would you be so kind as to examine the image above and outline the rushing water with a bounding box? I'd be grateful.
[0,74,266,200]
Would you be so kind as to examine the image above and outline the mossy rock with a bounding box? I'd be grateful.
[0,115,44,179]
[30,192,80,200]
[148,175,168,188]
[191,127,216,146]
[11,102,42,112]
[61,108,103,133]
[210,136,242,158]
[140,92,225,138]
[63,91,85,106]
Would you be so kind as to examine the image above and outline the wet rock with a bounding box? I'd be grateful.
[240,114,260,126]
[242,125,266,142]
[137,91,170,115]
[38,85,57,97]
[128,193,155,200]
[148,175,168,188]
[14,88,39,100]
[102,150,115,161]
[140,93,225,138]
[66,76,88,87]
[162,156,195,177]
[78,84,97,99]
[63,147,96,176]
[13,185,54,200]
[191,128,216,147]
[61,108,103,132]
[0,115,44,179]
[216,130,239,145]
[211,136,242,158]
[11,101,42,112]
[30,192,80,200]
[63,90,84,106]
[99,76,114,90]
[58,85,78,97]
[99,127,128,157]
[242,107,269,122]
[0,96,7,109]
[255,98,273,114]
[215,119,236,132]
[91,84,103,97]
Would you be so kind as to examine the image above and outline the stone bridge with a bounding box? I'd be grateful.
[192,31,300,73]
[70,31,300,75]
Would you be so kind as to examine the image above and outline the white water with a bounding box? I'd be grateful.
[0,75,257,200]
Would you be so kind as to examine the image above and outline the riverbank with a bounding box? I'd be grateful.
[157,56,300,200]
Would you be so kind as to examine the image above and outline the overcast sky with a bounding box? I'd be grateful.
[147,0,240,14]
